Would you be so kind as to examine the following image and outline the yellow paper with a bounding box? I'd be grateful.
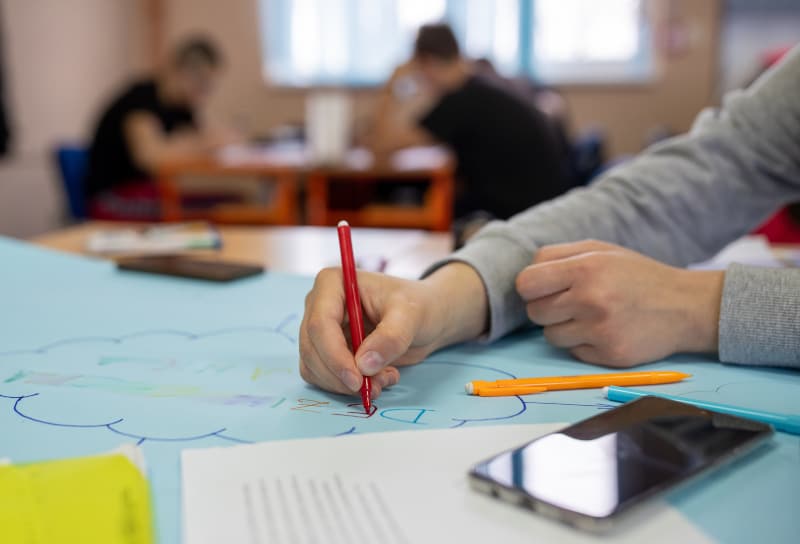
[0,452,153,544]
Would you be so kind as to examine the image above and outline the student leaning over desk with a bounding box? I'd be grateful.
[298,45,800,399]
[84,36,239,221]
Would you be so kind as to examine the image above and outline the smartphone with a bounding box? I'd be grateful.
[117,256,264,282]
[469,396,773,532]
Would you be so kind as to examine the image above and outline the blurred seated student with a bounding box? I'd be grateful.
[85,36,238,221]
[366,23,572,224]
[299,45,800,399]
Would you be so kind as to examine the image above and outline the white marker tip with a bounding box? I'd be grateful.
[337,220,349,227]
[465,383,474,395]
[602,386,610,397]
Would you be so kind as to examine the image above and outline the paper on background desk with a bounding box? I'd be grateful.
[691,235,783,269]
[182,424,711,544]
[86,222,222,254]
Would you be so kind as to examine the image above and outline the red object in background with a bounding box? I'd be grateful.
[750,46,800,244]
[754,207,800,244]
[336,220,372,414]
[763,46,793,69]
[88,181,162,221]
[88,180,245,221]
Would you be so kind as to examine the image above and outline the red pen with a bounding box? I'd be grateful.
[336,220,372,414]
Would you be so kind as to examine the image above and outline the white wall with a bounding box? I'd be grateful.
[0,0,145,238]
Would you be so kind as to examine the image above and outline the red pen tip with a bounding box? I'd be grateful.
[361,376,372,414]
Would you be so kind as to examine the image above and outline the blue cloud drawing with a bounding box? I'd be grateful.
[0,317,550,445]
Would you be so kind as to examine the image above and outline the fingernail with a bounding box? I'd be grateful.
[358,351,384,374]
[339,369,362,392]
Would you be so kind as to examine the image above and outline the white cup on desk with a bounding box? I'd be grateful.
[305,91,353,166]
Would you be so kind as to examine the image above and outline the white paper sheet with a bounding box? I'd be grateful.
[182,424,711,544]
[691,235,783,269]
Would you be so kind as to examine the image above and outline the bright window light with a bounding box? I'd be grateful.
[259,0,652,86]
[531,0,651,83]
[535,0,641,62]
[396,0,447,29]
[460,0,520,74]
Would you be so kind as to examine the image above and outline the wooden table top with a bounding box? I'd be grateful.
[31,223,799,279]
[31,222,455,279]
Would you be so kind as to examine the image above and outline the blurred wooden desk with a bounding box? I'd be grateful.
[304,147,455,231]
[158,144,455,230]
[31,222,454,279]
[158,154,300,225]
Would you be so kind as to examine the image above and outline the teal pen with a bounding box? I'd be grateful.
[604,385,800,435]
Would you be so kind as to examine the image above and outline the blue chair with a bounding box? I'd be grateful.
[54,145,89,220]
[570,129,607,186]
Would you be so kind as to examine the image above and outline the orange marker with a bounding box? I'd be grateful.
[465,370,691,397]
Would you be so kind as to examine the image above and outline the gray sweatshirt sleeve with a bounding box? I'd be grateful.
[428,46,800,367]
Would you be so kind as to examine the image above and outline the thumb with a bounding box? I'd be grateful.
[355,304,416,376]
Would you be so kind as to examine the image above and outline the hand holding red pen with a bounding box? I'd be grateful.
[298,261,488,400]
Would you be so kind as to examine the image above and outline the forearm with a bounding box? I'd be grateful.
[369,75,433,153]
[369,87,396,147]
[370,107,431,153]
[421,262,488,349]
[719,265,800,367]
[137,136,207,174]
[126,113,209,174]
[443,47,800,341]
[674,269,725,354]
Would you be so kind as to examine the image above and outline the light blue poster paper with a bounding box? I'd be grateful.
[1,237,798,543]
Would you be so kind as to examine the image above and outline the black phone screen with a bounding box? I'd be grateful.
[117,256,264,282]
[470,396,772,524]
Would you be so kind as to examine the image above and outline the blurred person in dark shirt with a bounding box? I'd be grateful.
[366,23,571,227]
[85,36,239,220]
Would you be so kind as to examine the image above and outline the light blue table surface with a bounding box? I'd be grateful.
[1,237,798,543]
